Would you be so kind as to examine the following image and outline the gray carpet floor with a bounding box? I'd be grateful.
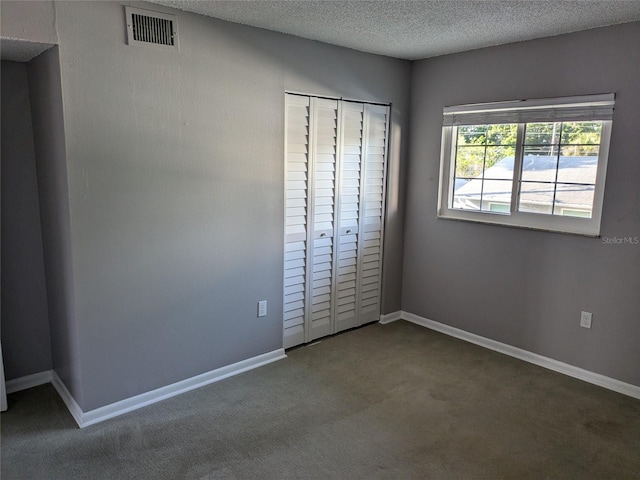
[2,320,639,479]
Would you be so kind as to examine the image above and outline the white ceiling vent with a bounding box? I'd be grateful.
[125,6,179,50]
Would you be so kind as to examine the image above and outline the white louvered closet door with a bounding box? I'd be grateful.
[334,102,364,333]
[283,95,310,348]
[358,104,389,324]
[283,94,389,348]
[307,98,339,342]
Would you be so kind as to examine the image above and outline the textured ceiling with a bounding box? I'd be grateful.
[149,0,640,60]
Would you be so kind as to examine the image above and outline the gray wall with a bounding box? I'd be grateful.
[51,1,410,411]
[404,22,640,387]
[1,60,52,380]
[28,47,83,404]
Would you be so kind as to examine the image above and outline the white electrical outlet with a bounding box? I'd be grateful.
[258,300,267,317]
[580,311,592,329]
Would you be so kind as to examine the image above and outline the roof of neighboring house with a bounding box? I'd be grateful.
[454,155,597,208]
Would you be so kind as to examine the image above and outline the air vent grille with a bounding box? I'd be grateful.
[132,13,174,45]
[125,7,179,50]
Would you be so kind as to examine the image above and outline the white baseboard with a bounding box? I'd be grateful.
[51,371,84,426]
[60,348,287,428]
[391,310,640,401]
[379,311,403,324]
[5,370,53,394]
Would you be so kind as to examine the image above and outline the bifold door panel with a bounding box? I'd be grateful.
[284,94,389,349]
[284,95,311,348]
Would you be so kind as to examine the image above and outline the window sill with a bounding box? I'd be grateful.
[437,208,601,237]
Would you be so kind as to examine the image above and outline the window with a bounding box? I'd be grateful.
[437,94,614,236]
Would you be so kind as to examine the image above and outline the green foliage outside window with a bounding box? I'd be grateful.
[454,122,602,179]
[455,124,517,178]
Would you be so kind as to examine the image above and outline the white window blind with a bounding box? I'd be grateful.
[443,94,615,126]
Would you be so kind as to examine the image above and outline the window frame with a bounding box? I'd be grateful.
[437,94,614,237]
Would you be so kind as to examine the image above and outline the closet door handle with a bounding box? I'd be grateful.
[346,229,352,234]
[320,232,326,237]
